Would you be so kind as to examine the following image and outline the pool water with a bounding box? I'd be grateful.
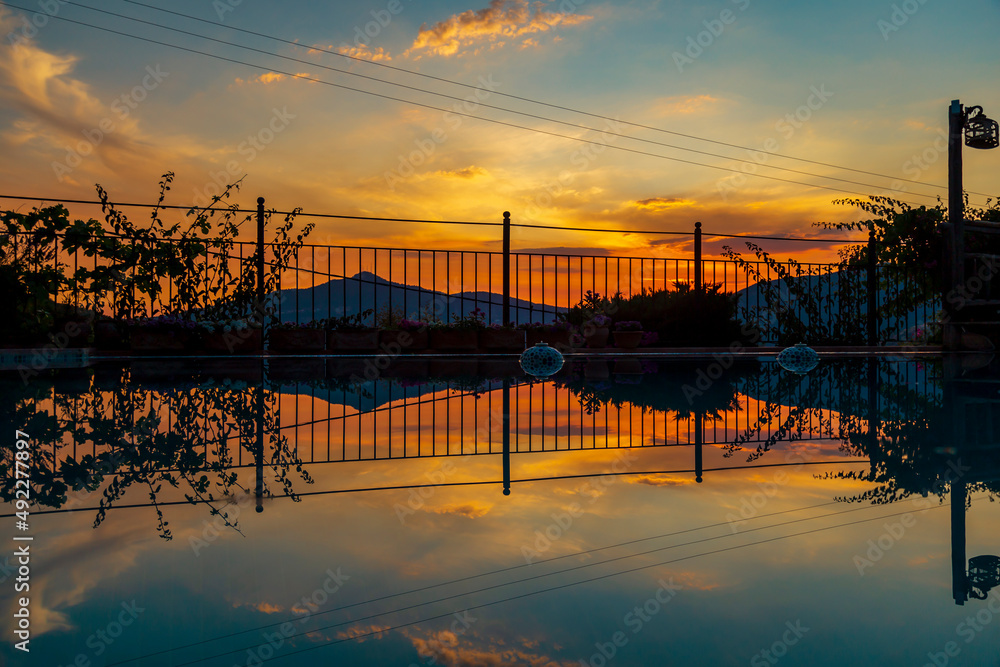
[1,354,998,666]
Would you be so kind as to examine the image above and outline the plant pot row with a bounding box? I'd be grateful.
[269,328,529,353]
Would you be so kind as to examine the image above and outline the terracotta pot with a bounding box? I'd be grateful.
[378,329,428,352]
[526,329,572,349]
[95,320,127,349]
[429,329,479,351]
[129,327,192,354]
[268,328,326,353]
[612,331,644,349]
[203,328,262,354]
[479,328,524,351]
[54,318,93,348]
[583,326,610,349]
[329,329,379,351]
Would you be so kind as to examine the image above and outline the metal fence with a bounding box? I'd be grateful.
[7,203,936,344]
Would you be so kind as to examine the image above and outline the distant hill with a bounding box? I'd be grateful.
[274,271,565,325]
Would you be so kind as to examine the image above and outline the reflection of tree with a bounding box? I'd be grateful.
[729,357,1000,505]
[554,360,757,418]
[0,368,313,540]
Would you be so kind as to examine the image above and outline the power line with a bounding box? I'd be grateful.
[173,502,955,665]
[0,2,939,207]
[119,0,994,200]
[105,499,844,665]
[0,194,871,243]
[52,1,948,201]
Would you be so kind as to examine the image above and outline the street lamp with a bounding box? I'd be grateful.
[964,105,1000,149]
[944,100,999,349]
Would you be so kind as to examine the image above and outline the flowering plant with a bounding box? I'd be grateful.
[449,308,487,330]
[323,308,374,331]
[614,320,642,331]
[588,314,611,328]
[487,322,516,331]
[197,318,258,333]
[398,319,427,332]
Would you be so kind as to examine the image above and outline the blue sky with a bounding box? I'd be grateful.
[0,0,998,259]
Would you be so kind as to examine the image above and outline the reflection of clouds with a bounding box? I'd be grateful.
[0,515,150,637]
[428,501,494,519]
[629,474,692,487]
[404,627,579,667]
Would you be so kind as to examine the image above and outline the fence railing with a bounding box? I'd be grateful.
[6,199,938,344]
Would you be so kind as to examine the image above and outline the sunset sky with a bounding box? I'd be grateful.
[1,0,998,261]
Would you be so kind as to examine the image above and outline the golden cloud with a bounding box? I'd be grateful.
[404,0,593,60]
[406,629,581,667]
[653,94,722,116]
[232,72,310,86]
[631,196,696,211]
[629,474,691,487]
[336,43,392,62]
[428,501,493,519]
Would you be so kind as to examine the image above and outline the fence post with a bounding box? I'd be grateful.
[257,197,265,349]
[867,228,877,346]
[694,221,702,295]
[503,211,511,326]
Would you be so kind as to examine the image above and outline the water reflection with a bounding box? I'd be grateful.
[2,353,999,665]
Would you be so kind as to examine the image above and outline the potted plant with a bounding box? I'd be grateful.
[429,308,484,351]
[581,313,611,349]
[479,322,524,351]
[198,318,262,354]
[128,314,199,354]
[612,321,644,349]
[379,318,429,352]
[326,309,377,351]
[268,320,325,353]
[521,321,573,349]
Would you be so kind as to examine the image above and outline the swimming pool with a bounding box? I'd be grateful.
[2,353,997,666]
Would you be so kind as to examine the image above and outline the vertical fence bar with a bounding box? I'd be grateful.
[502,211,511,326]
[256,197,265,346]
[867,229,877,347]
[694,221,703,295]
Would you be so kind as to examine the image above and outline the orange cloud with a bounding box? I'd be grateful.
[434,166,489,180]
[232,72,310,86]
[336,43,392,62]
[631,196,696,212]
[428,501,493,519]
[404,0,593,59]
[629,474,692,487]
[654,94,723,115]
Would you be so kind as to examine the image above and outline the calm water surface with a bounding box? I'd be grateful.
[1,354,998,666]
